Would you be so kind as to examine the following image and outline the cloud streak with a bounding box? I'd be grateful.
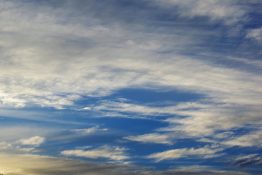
[152,0,246,24]
[148,146,222,162]
[125,133,173,145]
[61,146,129,162]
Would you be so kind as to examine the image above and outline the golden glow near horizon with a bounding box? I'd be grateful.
[0,154,72,175]
[0,154,44,174]
[0,153,133,175]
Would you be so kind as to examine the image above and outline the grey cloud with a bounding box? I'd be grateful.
[233,154,262,167]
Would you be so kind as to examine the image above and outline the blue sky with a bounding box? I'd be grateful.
[0,0,262,174]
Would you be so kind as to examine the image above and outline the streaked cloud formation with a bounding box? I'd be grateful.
[148,146,221,161]
[61,146,128,162]
[125,133,173,145]
[0,0,261,174]
[152,0,246,24]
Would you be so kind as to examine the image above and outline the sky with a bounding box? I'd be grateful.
[0,0,261,174]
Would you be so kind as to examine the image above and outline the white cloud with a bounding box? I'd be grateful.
[90,101,178,116]
[19,136,45,146]
[125,133,172,145]
[61,146,128,161]
[0,124,56,143]
[0,0,260,111]
[91,100,262,138]
[72,126,108,135]
[163,108,241,136]
[0,142,12,150]
[16,147,38,153]
[148,146,221,161]
[0,137,43,153]
[198,129,262,148]
[246,27,262,43]
[0,0,261,115]
[152,0,246,24]
[224,130,262,147]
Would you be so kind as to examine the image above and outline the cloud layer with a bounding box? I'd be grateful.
[0,0,261,174]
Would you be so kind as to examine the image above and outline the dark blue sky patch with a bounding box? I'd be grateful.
[75,87,205,107]
[110,88,204,105]
[95,117,167,134]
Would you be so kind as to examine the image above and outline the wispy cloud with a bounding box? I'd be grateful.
[0,0,261,174]
[61,146,129,162]
[246,27,262,43]
[233,154,262,167]
[125,133,173,145]
[0,135,45,154]
[72,126,108,135]
[0,142,12,150]
[223,129,262,147]
[19,136,45,146]
[148,146,222,161]
[0,0,261,113]
[151,0,246,24]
